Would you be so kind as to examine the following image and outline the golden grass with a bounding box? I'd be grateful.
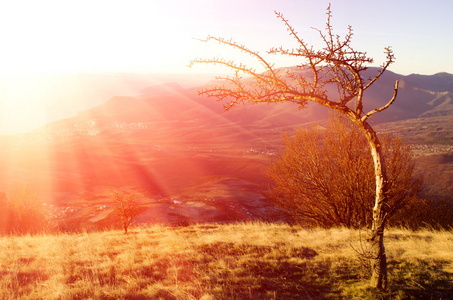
[0,223,452,299]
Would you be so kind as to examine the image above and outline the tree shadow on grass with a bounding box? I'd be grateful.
[388,260,453,300]
[195,242,336,300]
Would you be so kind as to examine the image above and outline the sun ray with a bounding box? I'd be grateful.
[0,76,274,231]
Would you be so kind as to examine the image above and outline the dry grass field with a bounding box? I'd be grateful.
[1,223,452,299]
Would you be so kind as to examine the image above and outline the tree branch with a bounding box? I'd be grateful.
[361,80,399,122]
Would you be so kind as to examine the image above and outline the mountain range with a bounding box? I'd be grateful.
[1,68,452,230]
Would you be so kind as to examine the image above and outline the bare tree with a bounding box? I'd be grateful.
[190,5,398,289]
[111,190,141,234]
[267,114,421,229]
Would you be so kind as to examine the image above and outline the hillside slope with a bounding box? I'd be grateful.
[0,69,451,229]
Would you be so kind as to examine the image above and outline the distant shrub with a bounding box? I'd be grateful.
[0,187,48,235]
[389,197,453,230]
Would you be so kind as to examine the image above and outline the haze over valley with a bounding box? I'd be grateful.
[1,69,452,231]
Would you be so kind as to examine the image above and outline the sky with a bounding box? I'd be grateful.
[0,0,452,134]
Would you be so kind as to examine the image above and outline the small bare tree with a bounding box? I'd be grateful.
[111,190,141,234]
[190,5,398,289]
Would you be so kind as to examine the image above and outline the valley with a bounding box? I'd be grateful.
[0,69,452,231]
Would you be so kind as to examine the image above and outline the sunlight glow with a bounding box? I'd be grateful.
[0,1,450,135]
[0,77,50,134]
[0,73,184,135]
[0,1,451,209]
[0,1,189,75]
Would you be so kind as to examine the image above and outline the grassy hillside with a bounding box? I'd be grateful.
[1,223,452,299]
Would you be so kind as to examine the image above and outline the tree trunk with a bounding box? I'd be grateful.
[354,119,389,289]
[365,127,389,289]
[369,223,387,289]
[369,173,388,289]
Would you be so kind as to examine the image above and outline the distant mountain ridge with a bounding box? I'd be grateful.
[45,68,452,133]
[405,72,453,93]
